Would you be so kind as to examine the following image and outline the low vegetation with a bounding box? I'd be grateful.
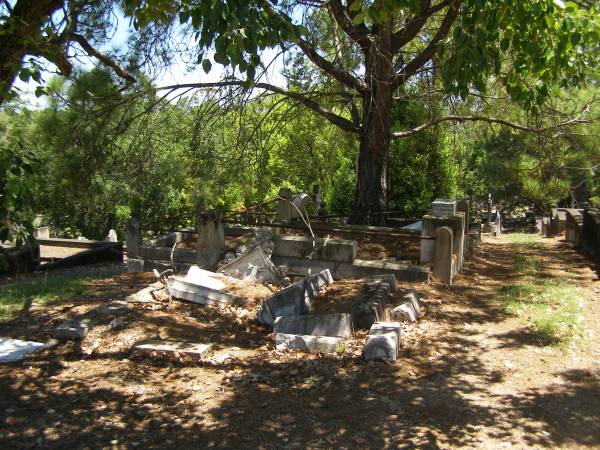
[497,234,586,347]
[0,266,121,322]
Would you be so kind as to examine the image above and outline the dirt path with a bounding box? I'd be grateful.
[1,234,599,449]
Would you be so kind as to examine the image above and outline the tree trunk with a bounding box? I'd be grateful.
[350,25,394,225]
[0,0,65,104]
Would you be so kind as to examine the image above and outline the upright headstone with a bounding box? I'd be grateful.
[456,199,470,255]
[127,217,140,259]
[312,184,323,216]
[106,229,118,242]
[196,209,225,267]
[433,226,453,285]
[432,199,457,217]
[276,188,293,223]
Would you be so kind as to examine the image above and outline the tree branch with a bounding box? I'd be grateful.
[328,0,372,48]
[294,37,368,92]
[391,1,451,51]
[391,115,591,138]
[69,33,136,83]
[156,81,360,133]
[394,0,458,89]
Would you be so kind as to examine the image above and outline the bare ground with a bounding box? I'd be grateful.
[0,234,599,449]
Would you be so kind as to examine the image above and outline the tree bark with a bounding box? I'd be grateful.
[0,0,65,104]
[350,25,394,225]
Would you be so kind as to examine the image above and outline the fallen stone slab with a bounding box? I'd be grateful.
[166,266,240,305]
[273,313,353,338]
[0,338,45,363]
[94,300,132,318]
[257,269,333,327]
[55,318,93,340]
[364,332,398,362]
[218,247,280,283]
[124,281,165,303]
[369,322,402,347]
[275,333,342,353]
[391,301,418,323]
[131,339,210,359]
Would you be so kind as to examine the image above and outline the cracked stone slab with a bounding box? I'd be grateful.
[131,339,210,359]
[0,338,45,363]
[275,333,342,353]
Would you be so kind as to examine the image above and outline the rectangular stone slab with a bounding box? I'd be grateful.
[275,333,342,353]
[257,269,333,326]
[166,277,236,305]
[272,235,357,263]
[369,322,402,347]
[364,332,398,361]
[132,339,210,358]
[0,338,45,363]
[273,313,353,338]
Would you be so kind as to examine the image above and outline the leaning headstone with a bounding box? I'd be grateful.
[0,338,45,363]
[218,247,280,283]
[273,313,353,338]
[391,302,418,323]
[275,334,342,353]
[290,193,310,219]
[257,269,333,326]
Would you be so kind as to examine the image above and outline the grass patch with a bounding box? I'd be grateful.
[501,233,542,245]
[498,279,585,346]
[0,267,122,322]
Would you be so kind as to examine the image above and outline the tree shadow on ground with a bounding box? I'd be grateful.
[1,236,599,448]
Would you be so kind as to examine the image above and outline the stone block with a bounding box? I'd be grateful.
[363,274,397,293]
[352,281,391,330]
[257,269,333,326]
[391,302,418,323]
[132,339,210,359]
[55,318,93,340]
[128,258,145,273]
[432,199,457,217]
[364,333,398,361]
[273,313,353,338]
[275,333,342,353]
[0,338,45,363]
[369,321,402,347]
[272,235,357,263]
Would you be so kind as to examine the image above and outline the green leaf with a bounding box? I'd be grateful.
[349,0,362,12]
[202,59,212,74]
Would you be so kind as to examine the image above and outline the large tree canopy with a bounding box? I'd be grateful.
[121,0,600,222]
[2,0,599,226]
